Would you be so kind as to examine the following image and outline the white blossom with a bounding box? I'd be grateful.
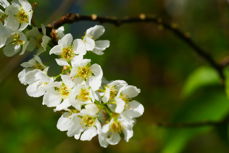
[18,55,46,85]
[70,56,103,90]
[42,75,75,111]
[26,69,53,97]
[57,103,101,141]
[76,25,110,55]
[101,80,141,113]
[113,85,141,113]
[54,26,65,40]
[98,115,134,148]
[5,0,33,31]
[50,33,85,66]
[3,31,28,57]
[13,19,144,148]
[102,80,128,103]
[69,82,97,110]
[26,25,51,52]
[122,100,144,119]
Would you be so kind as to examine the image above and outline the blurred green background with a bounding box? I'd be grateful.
[1,0,229,153]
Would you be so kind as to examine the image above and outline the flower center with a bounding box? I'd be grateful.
[11,33,25,45]
[109,86,118,100]
[16,8,29,23]
[33,63,45,70]
[76,65,92,80]
[110,121,122,133]
[120,93,130,103]
[61,47,74,61]
[58,84,70,98]
[81,115,95,127]
[77,88,90,102]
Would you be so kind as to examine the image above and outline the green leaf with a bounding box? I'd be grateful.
[183,66,221,97]
[161,86,229,153]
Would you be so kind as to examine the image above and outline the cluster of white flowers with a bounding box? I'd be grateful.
[1,0,144,148]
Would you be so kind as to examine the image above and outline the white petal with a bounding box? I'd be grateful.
[19,0,32,12]
[121,86,140,98]
[26,81,45,97]
[80,127,97,141]
[56,26,65,39]
[61,75,75,88]
[3,44,21,57]
[19,22,29,32]
[50,45,62,55]
[81,103,99,116]
[70,55,84,67]
[84,37,95,51]
[58,33,73,47]
[55,99,71,111]
[73,39,86,55]
[0,0,10,8]
[74,133,81,140]
[42,90,62,107]
[115,98,125,113]
[23,69,42,84]
[57,113,73,132]
[109,80,127,87]
[18,69,27,85]
[86,25,105,39]
[123,128,133,142]
[98,134,109,148]
[89,64,103,90]
[67,117,82,137]
[92,40,110,55]
[107,133,121,145]
[0,24,10,48]
[4,14,19,31]
[55,58,69,66]
[101,123,110,133]
[20,41,29,55]
[102,87,110,103]
[123,101,144,118]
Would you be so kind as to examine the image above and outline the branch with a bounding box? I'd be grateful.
[47,13,225,80]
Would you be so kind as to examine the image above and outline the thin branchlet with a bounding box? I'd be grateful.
[47,13,225,81]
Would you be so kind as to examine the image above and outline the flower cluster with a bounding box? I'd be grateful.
[1,0,144,148]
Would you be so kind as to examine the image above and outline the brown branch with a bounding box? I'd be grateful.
[47,13,225,80]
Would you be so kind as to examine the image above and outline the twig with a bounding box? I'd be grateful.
[47,13,225,80]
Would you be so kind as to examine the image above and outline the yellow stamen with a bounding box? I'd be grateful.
[61,47,74,61]
[75,65,92,80]
[57,84,70,98]
[16,8,29,23]
[110,121,122,133]
[81,115,95,127]
[109,86,118,100]
[120,93,130,103]
[11,33,25,45]
[77,88,90,102]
